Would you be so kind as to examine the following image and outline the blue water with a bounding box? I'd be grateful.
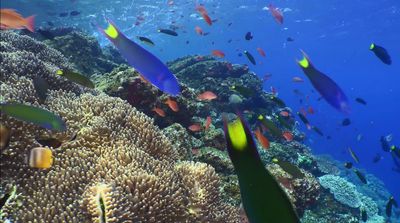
[3,0,399,203]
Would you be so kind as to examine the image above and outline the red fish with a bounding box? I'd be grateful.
[308,106,315,114]
[196,5,212,26]
[195,26,203,35]
[282,131,293,141]
[197,91,217,101]
[188,124,202,132]
[165,97,179,112]
[212,50,225,58]
[0,9,35,32]
[254,127,270,149]
[292,77,304,83]
[205,116,212,130]
[257,47,266,57]
[263,73,272,82]
[152,107,165,117]
[280,111,290,117]
[268,4,283,24]
[270,86,278,95]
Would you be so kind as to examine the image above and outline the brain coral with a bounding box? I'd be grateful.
[0,31,239,222]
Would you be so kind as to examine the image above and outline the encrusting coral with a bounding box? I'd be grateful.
[0,31,239,222]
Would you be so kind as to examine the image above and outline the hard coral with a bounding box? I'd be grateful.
[0,32,239,222]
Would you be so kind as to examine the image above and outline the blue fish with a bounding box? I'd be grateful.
[99,19,180,96]
[297,50,350,114]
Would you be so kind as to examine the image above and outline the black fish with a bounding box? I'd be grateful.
[238,53,243,57]
[344,162,353,169]
[244,50,256,65]
[372,153,382,163]
[287,37,294,42]
[70,11,80,16]
[47,21,54,26]
[370,43,391,65]
[36,137,63,148]
[59,12,69,17]
[137,36,155,46]
[354,169,367,184]
[245,31,253,40]
[273,158,305,179]
[355,97,367,105]
[157,29,178,36]
[391,146,400,159]
[380,136,391,152]
[33,77,50,101]
[386,196,398,217]
[312,126,324,136]
[342,118,351,126]
[297,112,310,127]
[37,29,55,39]
[361,208,368,222]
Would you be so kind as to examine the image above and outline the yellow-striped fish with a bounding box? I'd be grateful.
[29,147,53,169]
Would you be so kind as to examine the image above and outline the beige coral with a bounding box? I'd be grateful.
[0,31,239,222]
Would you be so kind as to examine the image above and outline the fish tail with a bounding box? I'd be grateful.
[25,15,35,32]
[98,19,120,40]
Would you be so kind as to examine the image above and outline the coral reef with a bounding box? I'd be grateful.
[1,30,397,223]
[43,31,123,75]
[318,175,385,222]
[0,31,239,222]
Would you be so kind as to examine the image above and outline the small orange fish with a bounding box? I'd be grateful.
[254,127,270,149]
[164,97,179,112]
[212,50,225,58]
[188,123,202,132]
[205,116,212,130]
[152,107,166,117]
[282,131,293,141]
[308,106,315,114]
[280,111,290,117]
[268,4,283,24]
[300,108,307,117]
[263,73,272,82]
[139,75,150,84]
[195,26,203,35]
[0,9,35,32]
[292,77,304,83]
[197,91,217,101]
[257,47,266,57]
[196,5,212,26]
[270,86,278,95]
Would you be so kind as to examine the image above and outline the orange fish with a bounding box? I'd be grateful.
[270,86,278,95]
[308,106,315,114]
[205,116,212,130]
[195,26,203,35]
[212,50,225,58]
[196,5,212,26]
[300,108,307,117]
[0,9,35,32]
[292,77,304,83]
[152,107,165,117]
[268,4,283,24]
[164,97,179,112]
[280,111,290,117]
[254,127,270,149]
[197,91,217,101]
[257,47,266,57]
[263,73,272,82]
[188,123,202,132]
[282,131,293,141]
